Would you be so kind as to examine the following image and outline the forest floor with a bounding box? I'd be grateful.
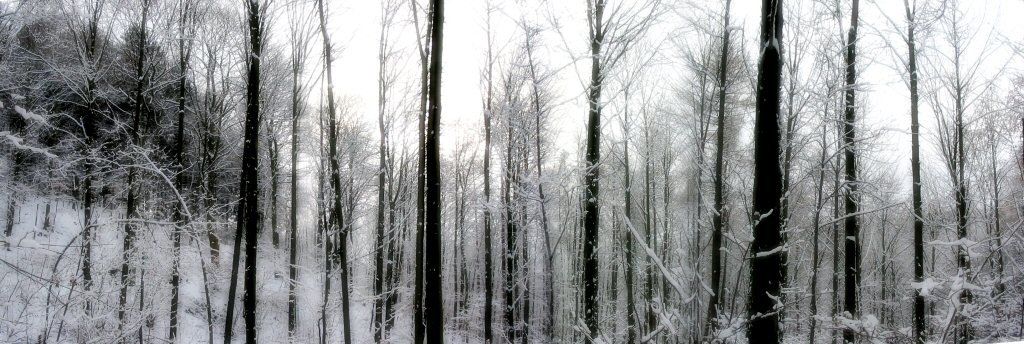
[0,191,400,343]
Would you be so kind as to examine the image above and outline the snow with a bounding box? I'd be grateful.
[13,106,46,124]
[1,132,57,159]
[910,277,940,296]
[755,245,784,258]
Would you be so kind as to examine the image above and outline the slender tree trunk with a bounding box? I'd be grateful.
[225,197,245,344]
[170,1,192,338]
[582,1,606,340]
[482,10,496,341]
[287,8,306,337]
[991,131,1003,294]
[423,0,446,341]
[809,126,828,344]
[240,1,264,343]
[905,1,926,342]
[79,3,101,320]
[842,1,861,342]
[642,119,656,339]
[315,1,352,342]
[707,0,730,336]
[831,119,842,344]
[524,28,555,341]
[747,0,784,342]
[271,138,281,249]
[121,4,148,339]
[504,93,519,343]
[374,5,391,338]
[622,91,637,344]
[950,9,972,342]
[409,1,431,341]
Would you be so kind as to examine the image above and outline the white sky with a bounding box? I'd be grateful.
[314,0,1024,178]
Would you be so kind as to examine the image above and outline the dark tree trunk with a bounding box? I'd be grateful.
[707,0,731,336]
[905,0,925,342]
[523,29,554,340]
[240,1,263,343]
[503,79,520,343]
[315,1,352,342]
[950,10,972,343]
[747,0,783,342]
[75,5,102,320]
[423,0,445,341]
[831,120,842,344]
[622,92,637,344]
[842,2,861,342]
[374,10,390,340]
[410,1,430,341]
[809,126,828,344]
[121,3,148,339]
[271,138,281,249]
[482,14,496,341]
[582,1,606,341]
[170,1,192,339]
[287,10,307,336]
[225,199,245,344]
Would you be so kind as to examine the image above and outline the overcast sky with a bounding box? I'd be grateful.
[315,0,1023,185]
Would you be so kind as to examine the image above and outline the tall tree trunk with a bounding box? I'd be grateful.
[905,1,926,342]
[170,1,192,338]
[225,194,245,344]
[78,2,102,320]
[707,0,730,336]
[374,3,392,338]
[950,9,973,343]
[482,10,496,341]
[409,1,430,341]
[423,0,446,341]
[315,1,352,342]
[271,138,281,249]
[747,0,784,342]
[287,5,307,336]
[831,119,842,344]
[809,126,828,344]
[240,1,264,343]
[523,27,555,341]
[582,1,606,340]
[121,3,148,339]
[842,1,861,342]
[622,91,637,344]
[503,89,520,343]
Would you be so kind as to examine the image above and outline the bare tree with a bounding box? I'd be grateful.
[422,0,446,341]
[842,2,862,343]
[578,1,660,340]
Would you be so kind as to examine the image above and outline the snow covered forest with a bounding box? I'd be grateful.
[1,0,1024,342]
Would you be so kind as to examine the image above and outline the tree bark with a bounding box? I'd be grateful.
[482,9,496,341]
[747,0,783,342]
[240,1,263,342]
[315,0,353,342]
[121,3,148,339]
[170,1,192,338]
[582,1,606,340]
[842,1,861,342]
[707,0,730,336]
[904,0,925,342]
[423,0,445,341]
[622,90,637,344]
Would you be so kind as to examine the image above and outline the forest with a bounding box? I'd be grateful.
[0,0,1022,343]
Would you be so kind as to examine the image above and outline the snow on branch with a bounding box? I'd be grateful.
[1,131,56,159]
[619,207,691,301]
[14,106,48,124]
